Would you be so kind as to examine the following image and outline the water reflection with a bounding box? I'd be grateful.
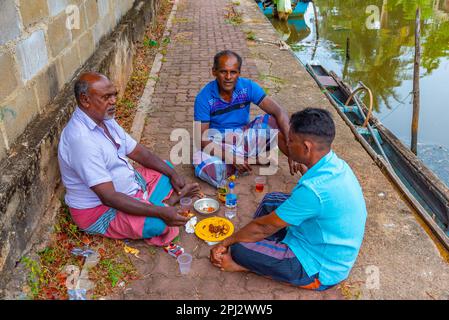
[266,0,449,187]
[271,17,311,43]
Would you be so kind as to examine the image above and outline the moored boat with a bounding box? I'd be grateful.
[306,63,449,250]
[257,0,310,17]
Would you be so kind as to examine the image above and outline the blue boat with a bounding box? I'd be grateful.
[257,1,310,17]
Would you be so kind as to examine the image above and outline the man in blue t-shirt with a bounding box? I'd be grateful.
[193,50,301,187]
[210,108,367,291]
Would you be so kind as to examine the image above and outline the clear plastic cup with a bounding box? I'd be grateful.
[180,197,192,215]
[255,176,267,193]
[177,253,192,274]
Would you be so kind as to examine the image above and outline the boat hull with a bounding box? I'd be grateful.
[258,1,309,17]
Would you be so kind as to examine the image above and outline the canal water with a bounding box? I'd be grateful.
[262,0,449,187]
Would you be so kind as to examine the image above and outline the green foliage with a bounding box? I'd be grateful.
[99,259,131,288]
[39,247,57,265]
[119,98,135,110]
[21,256,44,299]
[259,74,286,85]
[143,36,159,48]
[246,31,257,40]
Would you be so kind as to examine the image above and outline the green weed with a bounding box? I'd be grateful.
[143,37,159,48]
[259,74,286,85]
[21,256,45,299]
[246,31,256,41]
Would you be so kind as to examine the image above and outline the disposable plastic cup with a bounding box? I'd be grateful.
[255,176,267,193]
[177,253,193,274]
[180,197,193,215]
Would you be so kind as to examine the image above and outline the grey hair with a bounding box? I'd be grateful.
[74,79,90,105]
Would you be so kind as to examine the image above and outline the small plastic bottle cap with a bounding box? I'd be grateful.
[229,182,235,189]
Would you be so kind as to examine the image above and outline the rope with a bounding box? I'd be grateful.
[378,92,413,123]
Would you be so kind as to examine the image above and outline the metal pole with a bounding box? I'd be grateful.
[346,37,350,60]
[312,1,319,39]
[411,7,421,155]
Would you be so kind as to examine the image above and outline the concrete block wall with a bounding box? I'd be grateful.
[0,0,137,161]
[0,0,161,296]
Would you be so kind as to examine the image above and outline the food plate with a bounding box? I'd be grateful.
[194,198,219,215]
[194,217,234,242]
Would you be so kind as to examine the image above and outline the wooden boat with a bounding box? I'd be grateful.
[306,63,449,250]
[257,0,310,17]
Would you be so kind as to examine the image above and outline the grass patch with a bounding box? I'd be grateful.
[21,256,45,299]
[338,282,362,300]
[20,199,138,300]
[245,31,256,41]
[162,37,171,45]
[172,17,191,24]
[224,4,243,25]
[148,76,160,82]
[259,74,286,85]
[115,0,173,131]
[143,37,159,48]
[261,86,271,96]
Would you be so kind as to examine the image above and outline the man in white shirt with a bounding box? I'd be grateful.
[58,72,200,256]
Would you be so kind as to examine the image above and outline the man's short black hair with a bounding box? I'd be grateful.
[290,108,335,147]
[74,79,89,105]
[213,50,242,71]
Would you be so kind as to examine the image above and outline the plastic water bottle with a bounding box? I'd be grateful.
[225,182,237,219]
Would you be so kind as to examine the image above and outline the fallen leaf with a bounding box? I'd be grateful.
[124,245,140,258]
[82,236,91,245]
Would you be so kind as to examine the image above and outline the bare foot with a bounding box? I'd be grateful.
[219,251,248,272]
[165,183,201,206]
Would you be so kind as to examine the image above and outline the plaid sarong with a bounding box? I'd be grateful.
[194,114,279,187]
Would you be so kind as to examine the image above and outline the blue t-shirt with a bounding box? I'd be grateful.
[194,77,266,132]
[275,151,367,286]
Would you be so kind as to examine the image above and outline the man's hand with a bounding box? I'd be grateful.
[169,172,186,195]
[288,157,308,176]
[210,244,228,268]
[160,207,190,226]
[234,156,252,174]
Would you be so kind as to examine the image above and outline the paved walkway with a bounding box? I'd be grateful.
[112,0,449,300]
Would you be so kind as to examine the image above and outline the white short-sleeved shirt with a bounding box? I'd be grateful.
[58,107,139,209]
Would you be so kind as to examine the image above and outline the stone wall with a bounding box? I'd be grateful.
[0,0,139,161]
[0,0,161,295]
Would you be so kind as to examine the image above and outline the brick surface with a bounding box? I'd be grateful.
[0,0,21,45]
[46,13,72,57]
[59,44,81,83]
[70,2,88,40]
[0,128,7,160]
[115,0,344,300]
[19,0,49,28]
[47,0,69,16]
[97,0,110,18]
[34,63,59,110]
[85,0,99,27]
[77,29,95,64]
[2,85,39,143]
[15,30,49,82]
[0,51,19,98]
